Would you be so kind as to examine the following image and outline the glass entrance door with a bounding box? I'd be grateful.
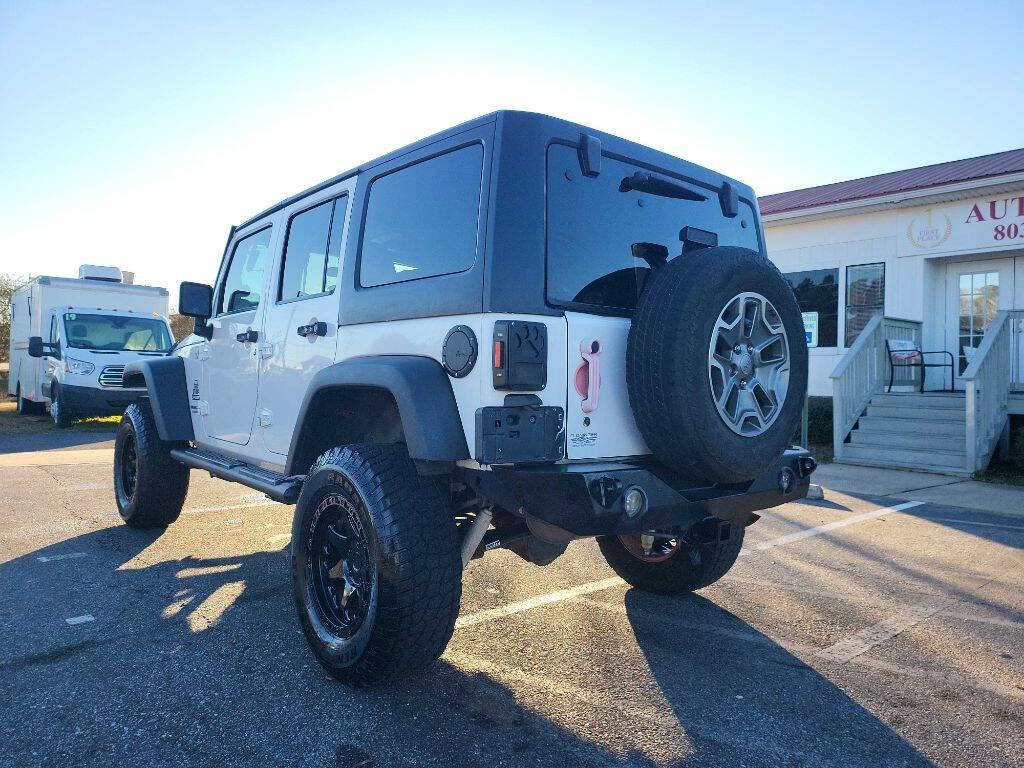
[945,259,1015,388]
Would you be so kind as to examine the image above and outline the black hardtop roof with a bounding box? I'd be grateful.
[236,110,756,231]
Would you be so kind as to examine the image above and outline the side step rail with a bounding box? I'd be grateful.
[169,447,304,504]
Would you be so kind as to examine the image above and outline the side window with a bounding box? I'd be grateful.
[360,144,483,288]
[49,315,58,345]
[279,195,347,301]
[219,227,272,314]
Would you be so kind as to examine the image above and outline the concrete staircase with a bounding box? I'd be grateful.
[841,392,970,475]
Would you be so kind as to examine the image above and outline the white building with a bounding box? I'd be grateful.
[760,148,1024,475]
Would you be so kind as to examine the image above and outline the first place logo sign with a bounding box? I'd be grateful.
[906,208,952,249]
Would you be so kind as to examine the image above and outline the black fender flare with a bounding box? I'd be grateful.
[285,355,470,475]
[122,357,195,442]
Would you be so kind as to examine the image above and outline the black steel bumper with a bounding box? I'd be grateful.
[475,448,816,536]
[61,384,145,416]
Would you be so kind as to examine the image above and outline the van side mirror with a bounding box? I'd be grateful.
[28,336,60,359]
[179,281,213,320]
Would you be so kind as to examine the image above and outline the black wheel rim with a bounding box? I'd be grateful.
[119,432,138,502]
[307,494,374,640]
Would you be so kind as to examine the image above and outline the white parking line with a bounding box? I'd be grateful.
[37,552,86,563]
[179,501,281,515]
[920,516,1024,532]
[747,501,924,552]
[457,500,927,629]
[65,614,95,625]
[816,599,948,663]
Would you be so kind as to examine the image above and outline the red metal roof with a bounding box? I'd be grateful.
[759,147,1024,216]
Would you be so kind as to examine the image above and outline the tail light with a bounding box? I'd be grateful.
[492,321,547,391]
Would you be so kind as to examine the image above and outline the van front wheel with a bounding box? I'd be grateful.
[49,385,74,428]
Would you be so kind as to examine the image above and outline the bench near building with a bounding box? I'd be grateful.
[761,148,1024,475]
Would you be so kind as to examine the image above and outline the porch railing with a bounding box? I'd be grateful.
[1011,311,1024,392]
[963,310,1015,472]
[830,315,922,460]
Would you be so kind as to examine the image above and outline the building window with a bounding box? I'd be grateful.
[359,144,483,288]
[784,268,838,347]
[845,263,885,346]
[958,271,999,374]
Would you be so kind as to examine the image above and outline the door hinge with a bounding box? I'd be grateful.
[258,408,272,427]
[259,343,274,360]
[198,400,209,416]
[196,345,210,361]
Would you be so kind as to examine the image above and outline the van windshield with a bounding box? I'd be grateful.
[546,143,761,314]
[63,313,172,352]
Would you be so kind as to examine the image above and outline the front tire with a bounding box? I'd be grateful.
[292,444,462,686]
[49,385,74,428]
[114,402,189,528]
[597,524,745,595]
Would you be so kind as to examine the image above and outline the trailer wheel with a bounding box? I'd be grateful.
[49,384,74,428]
[114,402,189,528]
[292,444,462,686]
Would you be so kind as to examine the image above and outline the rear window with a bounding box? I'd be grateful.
[359,144,483,288]
[546,143,760,314]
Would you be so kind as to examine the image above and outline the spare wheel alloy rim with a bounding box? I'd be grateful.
[708,291,790,437]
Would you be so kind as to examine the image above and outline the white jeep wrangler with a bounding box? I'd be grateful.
[115,111,814,685]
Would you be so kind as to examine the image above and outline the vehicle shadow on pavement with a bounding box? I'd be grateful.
[1,527,720,768]
[622,589,933,767]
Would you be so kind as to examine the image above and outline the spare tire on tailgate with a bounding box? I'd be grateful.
[628,246,807,483]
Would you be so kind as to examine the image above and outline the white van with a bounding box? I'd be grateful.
[8,265,172,427]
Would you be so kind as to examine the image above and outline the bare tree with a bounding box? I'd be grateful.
[0,273,33,363]
[168,313,195,342]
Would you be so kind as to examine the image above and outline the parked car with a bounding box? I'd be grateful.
[9,265,172,426]
[114,111,814,685]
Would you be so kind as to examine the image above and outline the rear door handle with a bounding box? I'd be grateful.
[296,321,328,338]
[236,329,258,343]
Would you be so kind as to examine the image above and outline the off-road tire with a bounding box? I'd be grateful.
[597,525,745,595]
[49,384,74,428]
[292,444,462,687]
[627,246,807,483]
[16,384,44,416]
[113,402,189,528]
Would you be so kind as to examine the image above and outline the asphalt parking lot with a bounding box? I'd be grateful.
[1,427,1022,767]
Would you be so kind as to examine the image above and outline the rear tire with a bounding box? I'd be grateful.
[49,385,74,428]
[597,524,745,595]
[16,385,43,416]
[292,444,462,686]
[114,402,189,528]
[627,246,807,483]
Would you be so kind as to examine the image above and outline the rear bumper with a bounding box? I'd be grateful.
[471,449,816,536]
[60,383,145,415]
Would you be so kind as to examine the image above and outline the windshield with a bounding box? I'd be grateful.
[63,313,172,352]
[546,143,761,314]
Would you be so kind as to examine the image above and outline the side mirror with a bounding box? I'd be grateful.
[179,281,213,320]
[27,336,44,358]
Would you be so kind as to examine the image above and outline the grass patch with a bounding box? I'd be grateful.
[0,372,119,435]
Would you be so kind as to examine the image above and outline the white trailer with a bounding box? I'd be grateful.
[8,265,172,426]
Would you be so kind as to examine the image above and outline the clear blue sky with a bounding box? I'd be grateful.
[1,0,1021,299]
